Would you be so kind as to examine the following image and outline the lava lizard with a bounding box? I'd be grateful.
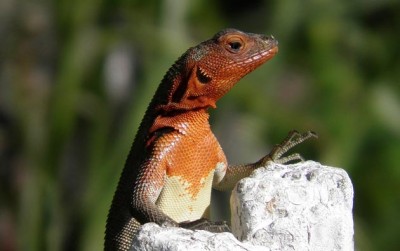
[104,28,316,250]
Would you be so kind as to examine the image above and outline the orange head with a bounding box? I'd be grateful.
[159,28,278,111]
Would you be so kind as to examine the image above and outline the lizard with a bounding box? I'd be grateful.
[104,28,317,251]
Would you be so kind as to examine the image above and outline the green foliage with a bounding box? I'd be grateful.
[0,0,399,250]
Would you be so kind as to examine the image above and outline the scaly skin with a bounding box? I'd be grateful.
[105,28,316,251]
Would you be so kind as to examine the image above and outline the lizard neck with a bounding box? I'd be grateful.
[149,108,210,136]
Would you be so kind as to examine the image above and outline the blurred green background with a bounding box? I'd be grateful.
[1,0,399,250]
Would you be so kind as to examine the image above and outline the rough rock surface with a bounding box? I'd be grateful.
[231,161,354,251]
[132,161,354,251]
[131,223,268,251]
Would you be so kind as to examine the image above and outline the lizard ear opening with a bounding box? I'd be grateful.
[196,66,212,84]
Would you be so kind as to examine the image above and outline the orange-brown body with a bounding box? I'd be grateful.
[152,110,226,222]
[105,28,279,251]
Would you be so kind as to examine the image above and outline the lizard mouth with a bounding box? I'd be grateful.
[243,45,278,64]
[261,45,278,59]
[268,44,279,55]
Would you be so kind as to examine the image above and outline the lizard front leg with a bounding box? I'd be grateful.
[257,130,318,166]
[213,130,317,192]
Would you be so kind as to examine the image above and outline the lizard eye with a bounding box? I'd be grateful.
[225,37,245,53]
[230,41,242,50]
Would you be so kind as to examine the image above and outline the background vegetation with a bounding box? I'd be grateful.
[1,0,399,250]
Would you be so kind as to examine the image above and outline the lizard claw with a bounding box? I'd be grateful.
[259,130,317,166]
[179,218,231,233]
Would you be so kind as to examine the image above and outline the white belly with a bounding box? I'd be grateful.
[156,169,214,222]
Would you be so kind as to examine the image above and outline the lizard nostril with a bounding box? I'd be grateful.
[265,35,278,47]
[261,34,278,44]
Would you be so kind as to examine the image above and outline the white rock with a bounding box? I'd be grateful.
[231,161,354,251]
[131,223,269,251]
[132,161,354,251]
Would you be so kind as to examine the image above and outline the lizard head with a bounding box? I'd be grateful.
[165,28,278,111]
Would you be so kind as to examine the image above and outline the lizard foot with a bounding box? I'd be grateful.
[179,218,231,233]
[258,130,318,166]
